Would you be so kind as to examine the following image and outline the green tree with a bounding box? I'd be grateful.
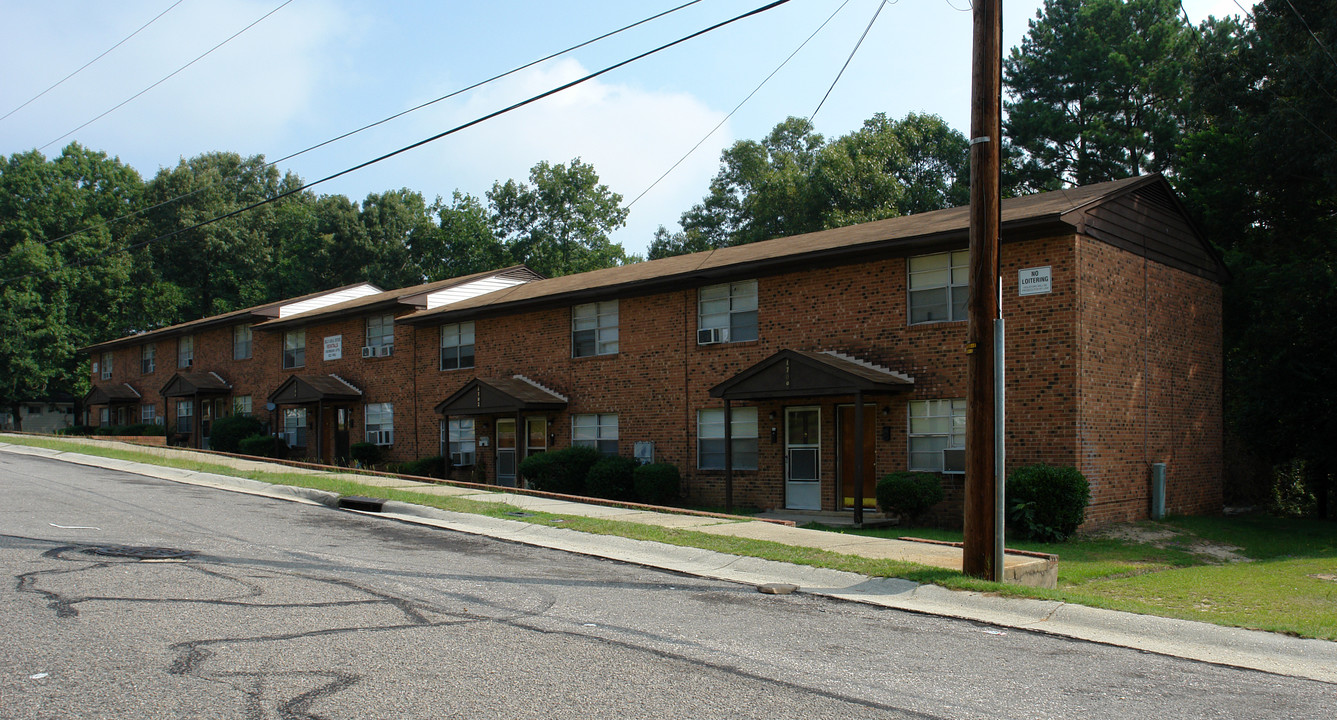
[488,159,629,277]
[359,188,436,287]
[413,191,509,281]
[1004,0,1194,189]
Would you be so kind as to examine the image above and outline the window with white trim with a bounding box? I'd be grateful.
[99,408,109,425]
[282,408,307,447]
[908,251,969,324]
[176,399,194,434]
[365,403,394,445]
[572,301,618,357]
[572,413,618,455]
[141,404,156,423]
[440,322,475,370]
[100,351,113,380]
[698,280,758,344]
[444,417,475,467]
[141,343,156,374]
[233,324,252,360]
[366,314,395,350]
[232,395,252,416]
[908,399,966,472]
[697,407,759,470]
[283,330,305,369]
[178,335,194,368]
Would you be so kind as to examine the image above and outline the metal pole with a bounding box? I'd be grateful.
[963,0,1002,580]
[994,316,1006,583]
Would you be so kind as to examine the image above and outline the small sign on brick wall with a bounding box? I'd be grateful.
[1019,266,1052,296]
[324,335,342,361]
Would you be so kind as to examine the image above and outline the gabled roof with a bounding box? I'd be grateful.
[710,350,915,400]
[254,266,542,331]
[435,376,569,415]
[400,175,1225,326]
[84,383,142,404]
[82,282,383,353]
[160,372,232,397]
[267,374,363,404]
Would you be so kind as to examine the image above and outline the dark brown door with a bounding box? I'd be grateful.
[334,408,350,461]
[838,405,877,510]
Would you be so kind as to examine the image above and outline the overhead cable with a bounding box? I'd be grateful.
[811,0,890,122]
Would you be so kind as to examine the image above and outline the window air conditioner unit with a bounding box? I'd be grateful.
[377,344,394,357]
[697,327,729,345]
[943,448,966,473]
[184,358,193,368]
[361,346,375,358]
[369,430,393,446]
[154,416,164,425]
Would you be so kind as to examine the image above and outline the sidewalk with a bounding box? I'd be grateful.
[4,436,1335,685]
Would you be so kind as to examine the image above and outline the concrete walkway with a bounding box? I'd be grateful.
[3,436,1335,685]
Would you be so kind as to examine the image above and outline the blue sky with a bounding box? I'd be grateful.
[0,0,1242,257]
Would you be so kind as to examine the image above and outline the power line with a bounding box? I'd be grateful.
[811,0,890,122]
[627,0,853,210]
[38,0,296,152]
[0,0,187,123]
[1282,0,1337,72]
[32,0,707,253]
[5,0,794,285]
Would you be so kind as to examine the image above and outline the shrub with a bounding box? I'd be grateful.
[60,425,95,436]
[633,462,680,505]
[239,434,284,458]
[876,471,945,519]
[1007,463,1091,542]
[584,455,638,500]
[349,442,384,467]
[210,415,265,453]
[520,446,602,494]
[393,455,446,479]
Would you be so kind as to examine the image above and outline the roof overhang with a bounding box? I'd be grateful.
[435,376,568,415]
[267,374,363,404]
[84,383,142,405]
[160,372,232,397]
[710,350,914,401]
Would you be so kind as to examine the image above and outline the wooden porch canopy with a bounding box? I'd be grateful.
[160,371,231,397]
[435,376,568,416]
[709,350,915,525]
[84,383,141,405]
[267,374,363,404]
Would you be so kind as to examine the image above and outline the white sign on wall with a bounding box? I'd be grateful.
[1019,266,1052,296]
[324,335,342,361]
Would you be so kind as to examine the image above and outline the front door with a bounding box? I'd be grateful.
[525,417,547,458]
[838,405,877,509]
[334,408,350,461]
[785,407,821,510]
[496,418,517,487]
[200,399,213,449]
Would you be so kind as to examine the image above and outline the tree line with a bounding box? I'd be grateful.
[2,0,1332,515]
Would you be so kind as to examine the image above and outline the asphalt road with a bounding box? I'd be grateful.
[2,453,1331,719]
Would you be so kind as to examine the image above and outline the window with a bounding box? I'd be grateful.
[178,335,194,368]
[572,413,618,455]
[908,251,969,324]
[440,321,475,370]
[100,352,113,380]
[141,344,156,374]
[698,280,758,344]
[572,301,618,357]
[908,399,966,472]
[176,399,194,434]
[366,314,395,352]
[282,408,307,447]
[99,408,109,425]
[365,403,394,445]
[141,404,156,424]
[445,418,476,467]
[283,330,305,369]
[697,407,759,470]
[233,324,252,360]
[232,395,252,416]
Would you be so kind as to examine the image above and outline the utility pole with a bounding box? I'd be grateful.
[963,0,1002,580]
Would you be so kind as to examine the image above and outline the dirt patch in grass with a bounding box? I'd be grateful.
[1088,523,1250,564]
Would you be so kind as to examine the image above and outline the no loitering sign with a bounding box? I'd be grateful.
[1019,266,1052,296]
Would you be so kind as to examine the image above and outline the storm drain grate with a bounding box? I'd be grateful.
[83,545,195,560]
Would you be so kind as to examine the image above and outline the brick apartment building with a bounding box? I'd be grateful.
[83,175,1225,526]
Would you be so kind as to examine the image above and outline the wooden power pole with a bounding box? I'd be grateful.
[963,0,1003,580]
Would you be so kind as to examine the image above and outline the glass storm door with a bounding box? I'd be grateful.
[525,417,547,458]
[496,418,517,487]
[785,407,821,510]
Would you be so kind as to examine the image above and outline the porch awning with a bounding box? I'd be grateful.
[267,374,363,404]
[160,371,231,397]
[84,383,142,405]
[435,376,568,415]
[709,350,914,400]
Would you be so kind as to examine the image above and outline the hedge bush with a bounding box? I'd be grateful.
[389,455,446,479]
[1006,463,1091,542]
[875,471,944,519]
[633,462,680,505]
[349,442,384,467]
[584,456,638,500]
[519,446,602,494]
[210,415,265,453]
[60,425,95,436]
[239,434,285,458]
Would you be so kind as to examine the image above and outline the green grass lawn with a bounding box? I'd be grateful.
[7,435,1337,639]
